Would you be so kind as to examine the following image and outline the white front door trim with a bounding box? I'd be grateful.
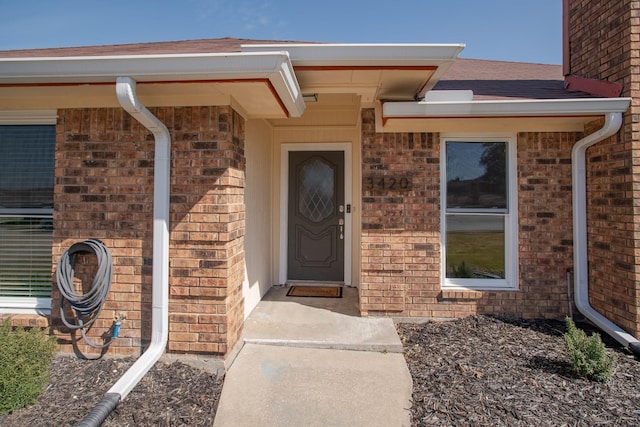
[279,142,352,286]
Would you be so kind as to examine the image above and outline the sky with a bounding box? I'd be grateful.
[0,0,562,64]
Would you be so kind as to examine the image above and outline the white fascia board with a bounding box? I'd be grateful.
[241,43,466,66]
[0,52,305,117]
[383,97,632,118]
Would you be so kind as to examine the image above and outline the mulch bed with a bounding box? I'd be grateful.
[0,357,223,426]
[398,316,640,427]
[1,315,639,426]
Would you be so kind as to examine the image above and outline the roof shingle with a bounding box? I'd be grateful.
[0,38,592,100]
[436,58,593,100]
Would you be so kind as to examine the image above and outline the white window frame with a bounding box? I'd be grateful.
[440,133,518,290]
[0,110,57,314]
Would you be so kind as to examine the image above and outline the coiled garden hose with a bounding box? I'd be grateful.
[56,238,117,349]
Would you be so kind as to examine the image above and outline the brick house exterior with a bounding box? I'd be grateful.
[360,114,579,320]
[0,0,639,364]
[564,0,640,340]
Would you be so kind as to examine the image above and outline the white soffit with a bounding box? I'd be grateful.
[0,52,305,118]
[242,43,465,101]
[380,97,632,132]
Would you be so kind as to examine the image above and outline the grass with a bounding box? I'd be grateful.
[446,231,504,278]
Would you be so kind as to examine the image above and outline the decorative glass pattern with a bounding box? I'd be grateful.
[298,157,335,223]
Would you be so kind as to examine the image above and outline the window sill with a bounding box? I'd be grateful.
[0,297,51,315]
[443,277,517,291]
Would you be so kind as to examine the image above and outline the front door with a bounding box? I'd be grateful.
[287,151,345,282]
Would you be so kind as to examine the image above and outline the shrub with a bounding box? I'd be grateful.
[450,261,475,278]
[0,318,57,414]
[563,317,616,382]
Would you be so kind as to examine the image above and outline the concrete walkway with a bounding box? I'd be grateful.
[213,287,413,427]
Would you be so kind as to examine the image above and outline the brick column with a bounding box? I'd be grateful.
[360,108,441,316]
[167,106,246,356]
[53,106,246,357]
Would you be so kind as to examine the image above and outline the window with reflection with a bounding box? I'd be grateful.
[443,138,517,289]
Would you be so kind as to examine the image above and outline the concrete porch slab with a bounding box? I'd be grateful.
[242,286,404,353]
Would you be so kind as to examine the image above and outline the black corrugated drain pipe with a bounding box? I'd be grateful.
[75,394,120,427]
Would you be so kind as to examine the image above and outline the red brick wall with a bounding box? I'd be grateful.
[360,109,440,316]
[567,0,640,336]
[566,0,631,86]
[516,132,576,318]
[52,106,245,357]
[360,109,578,319]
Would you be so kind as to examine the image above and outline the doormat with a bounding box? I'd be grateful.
[286,286,343,298]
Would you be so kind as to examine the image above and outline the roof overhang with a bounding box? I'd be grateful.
[242,43,465,102]
[380,96,632,132]
[0,52,305,118]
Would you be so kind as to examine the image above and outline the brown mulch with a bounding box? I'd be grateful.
[398,316,640,427]
[1,315,639,426]
[0,357,223,426]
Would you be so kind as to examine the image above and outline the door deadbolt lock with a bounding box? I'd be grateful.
[339,205,344,213]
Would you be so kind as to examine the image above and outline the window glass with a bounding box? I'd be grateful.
[443,137,516,290]
[0,217,53,297]
[298,157,335,223]
[0,125,55,300]
[0,125,55,209]
[445,215,505,279]
[446,142,507,210]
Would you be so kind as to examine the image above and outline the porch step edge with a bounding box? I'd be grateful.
[242,338,404,354]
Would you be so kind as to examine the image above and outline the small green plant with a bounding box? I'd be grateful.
[450,261,475,278]
[563,317,616,382]
[0,318,57,414]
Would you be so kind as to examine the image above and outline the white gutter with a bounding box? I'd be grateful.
[241,43,466,66]
[76,76,171,426]
[572,111,640,355]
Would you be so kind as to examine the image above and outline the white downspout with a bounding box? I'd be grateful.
[572,111,640,355]
[76,76,171,426]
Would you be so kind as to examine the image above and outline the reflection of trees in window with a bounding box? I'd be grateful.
[446,142,506,210]
[479,142,506,196]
